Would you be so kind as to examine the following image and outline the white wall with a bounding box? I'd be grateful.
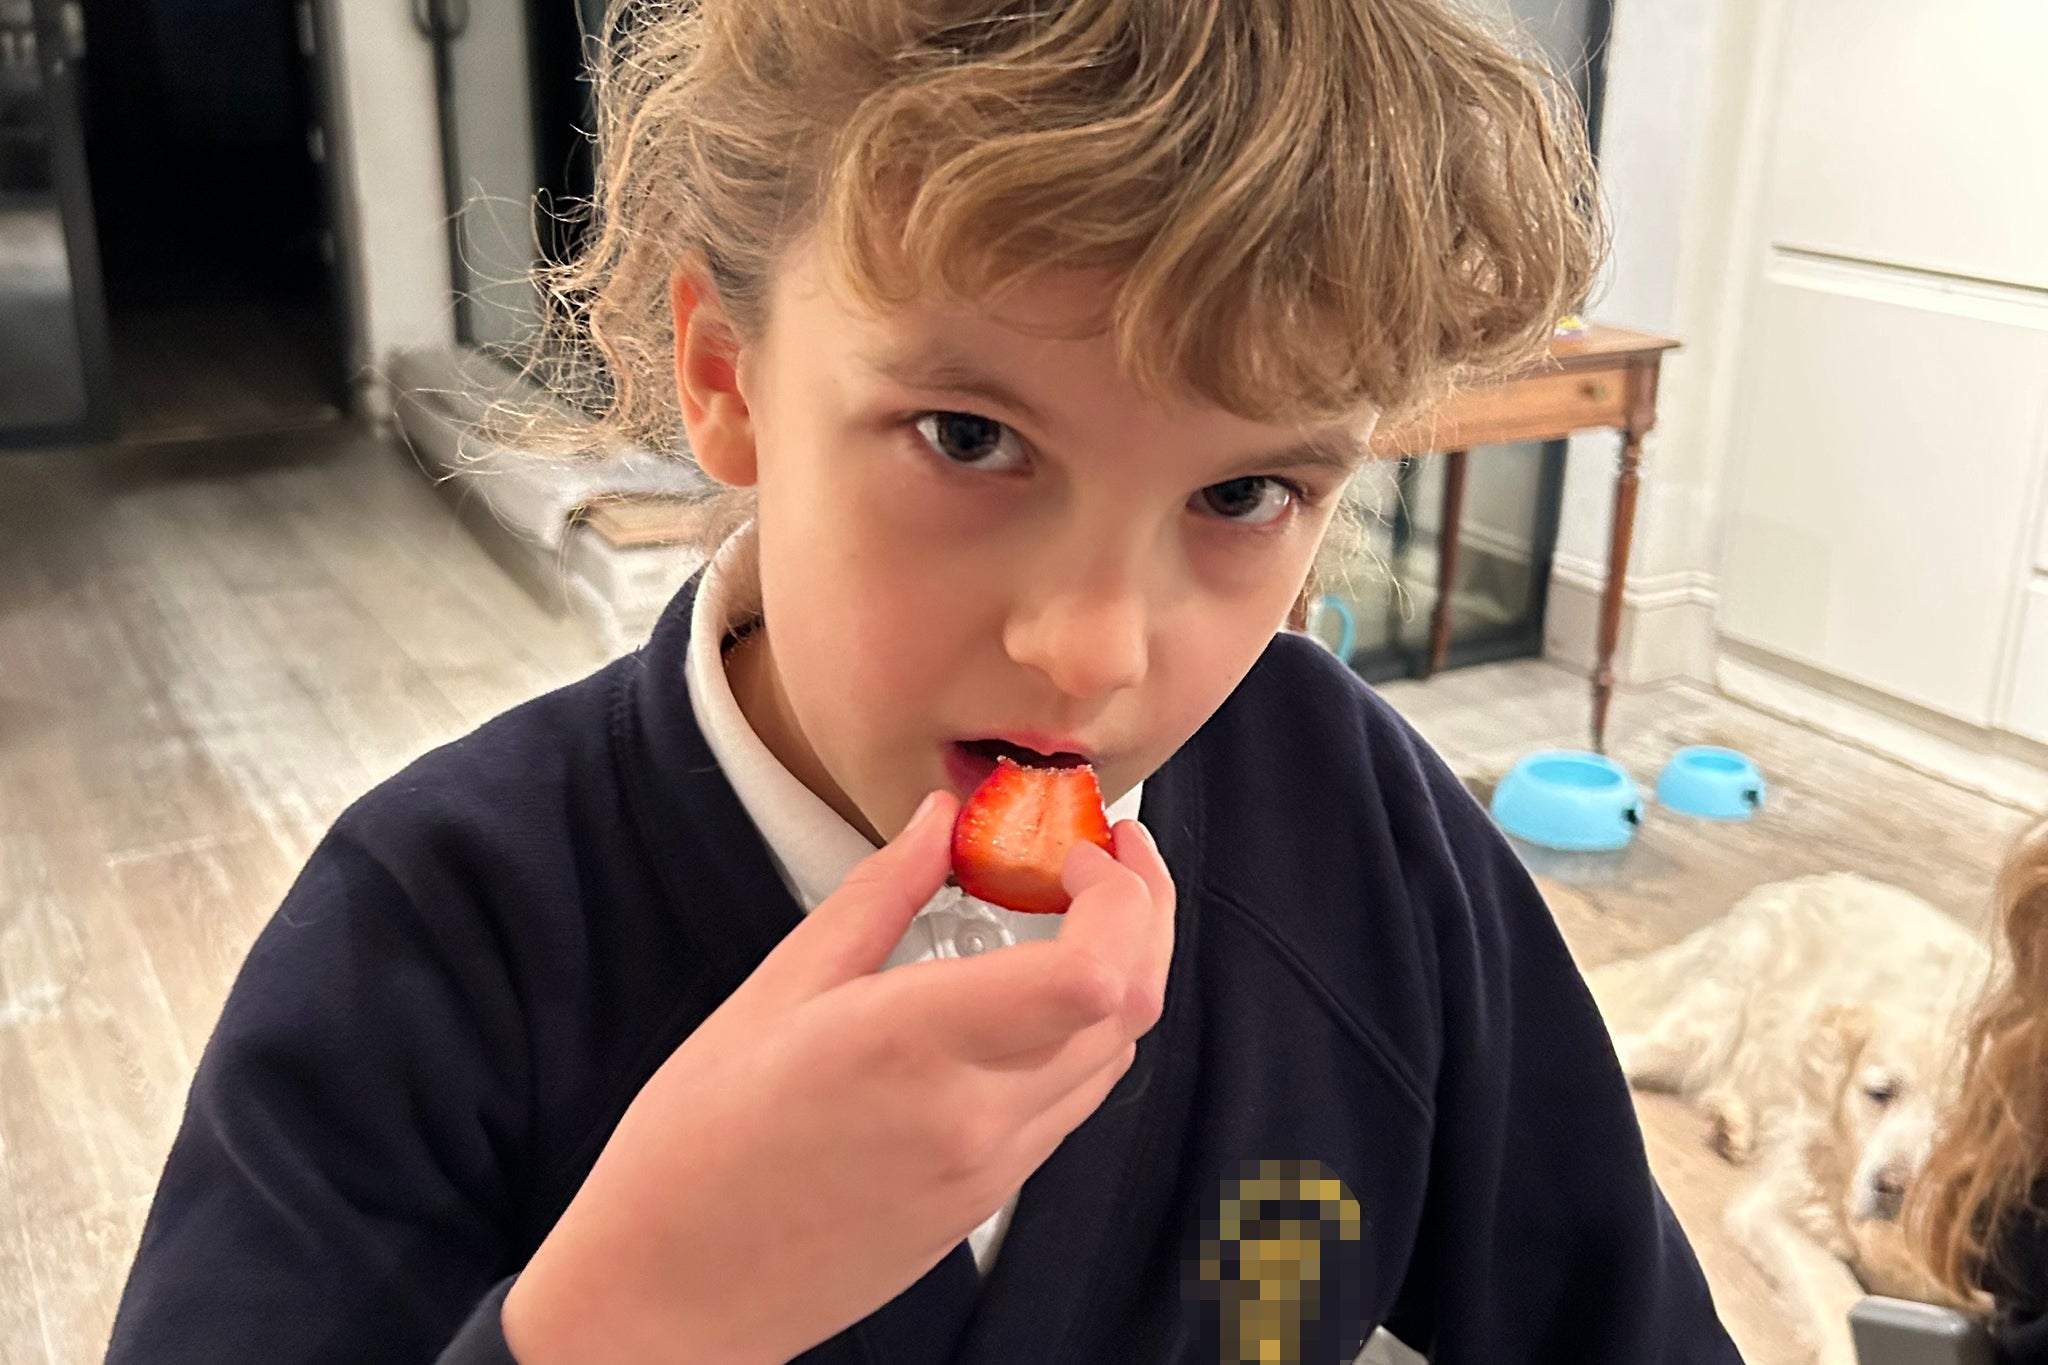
[1568,0,2048,797]
[324,0,455,411]
[1544,0,1758,684]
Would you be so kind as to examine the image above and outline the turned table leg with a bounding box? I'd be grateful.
[1592,427,1644,754]
[1424,448,1470,678]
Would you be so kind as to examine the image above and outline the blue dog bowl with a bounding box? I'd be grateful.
[1490,750,1642,852]
[1656,746,1765,821]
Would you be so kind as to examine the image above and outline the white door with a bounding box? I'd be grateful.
[1714,0,2048,732]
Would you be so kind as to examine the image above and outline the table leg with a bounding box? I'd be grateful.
[1593,428,1644,753]
[1424,448,1469,678]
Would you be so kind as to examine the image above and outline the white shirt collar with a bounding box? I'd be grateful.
[683,523,1142,916]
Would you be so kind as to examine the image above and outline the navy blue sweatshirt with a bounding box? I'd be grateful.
[106,575,1739,1364]
[1991,1207,2048,1362]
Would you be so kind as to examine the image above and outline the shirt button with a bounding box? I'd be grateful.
[952,918,1009,957]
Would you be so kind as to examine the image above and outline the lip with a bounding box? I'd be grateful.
[943,733,1103,800]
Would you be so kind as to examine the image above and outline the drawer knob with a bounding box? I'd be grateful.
[1580,380,1611,403]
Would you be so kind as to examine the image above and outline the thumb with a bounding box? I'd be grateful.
[754,789,959,1004]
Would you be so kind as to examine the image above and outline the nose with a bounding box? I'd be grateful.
[1868,1163,1910,1220]
[1003,569,1149,701]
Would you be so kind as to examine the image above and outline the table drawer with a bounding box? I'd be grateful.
[1375,364,1634,455]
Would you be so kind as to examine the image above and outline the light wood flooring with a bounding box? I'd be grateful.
[0,424,608,1362]
[0,422,2036,1362]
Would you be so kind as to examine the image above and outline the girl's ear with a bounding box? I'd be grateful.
[670,267,756,488]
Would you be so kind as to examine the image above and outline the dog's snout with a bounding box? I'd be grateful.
[1866,1162,1910,1220]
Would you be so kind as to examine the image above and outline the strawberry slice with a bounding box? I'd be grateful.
[951,756,1113,914]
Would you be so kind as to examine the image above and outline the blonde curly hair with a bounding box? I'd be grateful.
[512,0,1607,572]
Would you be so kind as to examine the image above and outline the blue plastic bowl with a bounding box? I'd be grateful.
[1656,746,1765,821]
[1489,751,1642,852]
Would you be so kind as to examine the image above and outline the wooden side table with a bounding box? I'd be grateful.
[1369,324,1681,753]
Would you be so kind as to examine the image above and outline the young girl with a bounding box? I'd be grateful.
[1912,816,2048,1362]
[106,1,1742,1362]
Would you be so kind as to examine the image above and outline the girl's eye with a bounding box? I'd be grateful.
[915,412,1026,472]
[1198,476,1295,526]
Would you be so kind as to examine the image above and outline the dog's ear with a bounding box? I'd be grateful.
[1817,1004,1872,1050]
[1803,1004,1873,1100]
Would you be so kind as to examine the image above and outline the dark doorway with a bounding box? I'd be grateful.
[77,0,344,442]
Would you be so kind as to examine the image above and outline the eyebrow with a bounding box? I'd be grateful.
[869,343,1374,482]
[867,346,1053,430]
[1212,433,1373,484]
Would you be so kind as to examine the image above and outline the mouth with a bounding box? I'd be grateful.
[945,736,1096,797]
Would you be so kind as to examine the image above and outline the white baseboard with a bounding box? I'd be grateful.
[1544,559,1721,686]
[1717,643,2048,812]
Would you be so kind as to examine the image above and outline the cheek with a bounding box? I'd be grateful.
[762,494,979,729]
[1141,594,1297,745]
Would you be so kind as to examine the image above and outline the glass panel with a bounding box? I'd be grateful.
[431,0,609,350]
[1317,444,1562,669]
[0,0,89,431]
[444,0,543,349]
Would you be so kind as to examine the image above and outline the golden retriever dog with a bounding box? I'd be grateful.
[1588,873,1990,1365]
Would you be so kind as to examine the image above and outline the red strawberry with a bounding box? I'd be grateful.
[951,756,1113,914]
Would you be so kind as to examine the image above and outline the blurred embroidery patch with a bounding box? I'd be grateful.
[1187,1158,1366,1364]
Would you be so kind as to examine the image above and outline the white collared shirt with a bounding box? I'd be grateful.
[683,524,1142,1273]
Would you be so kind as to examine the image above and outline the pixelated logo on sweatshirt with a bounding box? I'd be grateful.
[1186,1158,1366,1364]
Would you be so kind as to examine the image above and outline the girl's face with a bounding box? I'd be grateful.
[675,238,1374,844]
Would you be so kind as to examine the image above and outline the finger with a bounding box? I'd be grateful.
[930,1018,1135,1185]
[1054,840,1156,1028]
[1113,820,1174,915]
[996,1039,1138,1178]
[870,940,1120,1063]
[1055,840,1151,969]
[1112,820,1176,1013]
[749,790,958,1007]
[979,1012,1135,1122]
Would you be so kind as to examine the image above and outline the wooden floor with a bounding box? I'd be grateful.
[0,422,2035,1362]
[0,425,608,1364]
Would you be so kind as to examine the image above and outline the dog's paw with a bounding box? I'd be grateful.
[1703,1090,1757,1163]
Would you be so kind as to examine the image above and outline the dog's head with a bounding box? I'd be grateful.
[1809,1005,1951,1225]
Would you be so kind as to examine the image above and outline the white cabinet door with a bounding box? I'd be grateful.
[1718,264,2048,725]
[2008,581,2048,745]
[2037,482,2048,575]
[1769,0,2048,290]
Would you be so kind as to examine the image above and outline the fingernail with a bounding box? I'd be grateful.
[911,792,941,829]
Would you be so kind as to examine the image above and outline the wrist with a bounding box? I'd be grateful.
[501,1230,798,1365]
